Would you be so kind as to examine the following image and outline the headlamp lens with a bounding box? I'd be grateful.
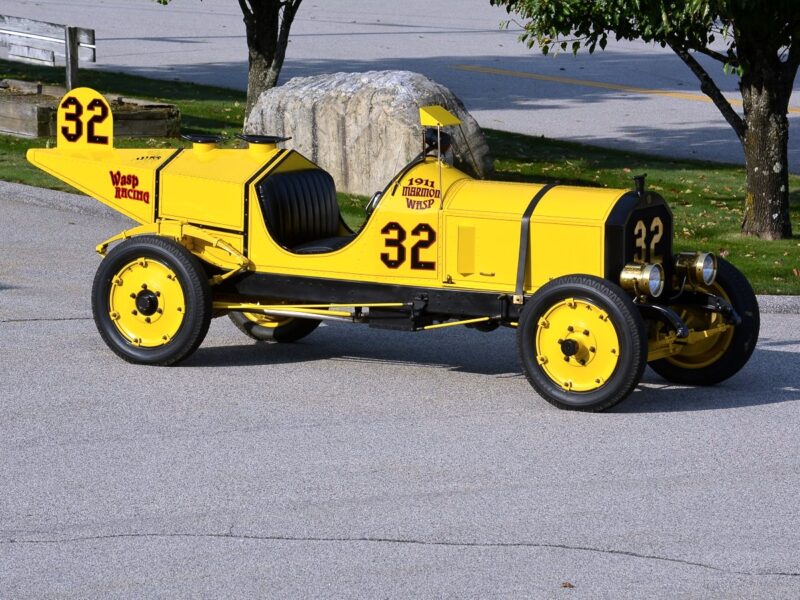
[648,263,665,297]
[701,253,717,285]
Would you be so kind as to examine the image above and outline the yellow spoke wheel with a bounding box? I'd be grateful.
[649,257,759,386]
[108,258,186,347]
[665,283,734,370]
[241,312,292,329]
[518,275,647,412]
[228,309,320,343]
[92,236,212,365]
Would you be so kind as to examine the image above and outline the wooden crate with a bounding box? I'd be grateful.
[0,80,181,138]
[0,92,56,137]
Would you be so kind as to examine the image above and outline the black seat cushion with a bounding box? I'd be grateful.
[291,235,355,254]
[257,169,344,250]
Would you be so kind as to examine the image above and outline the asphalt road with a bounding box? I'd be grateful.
[7,0,800,168]
[2,184,800,598]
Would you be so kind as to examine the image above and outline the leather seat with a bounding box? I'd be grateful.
[291,236,354,254]
[256,169,354,253]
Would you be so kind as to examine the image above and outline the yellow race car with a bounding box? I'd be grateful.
[27,87,759,411]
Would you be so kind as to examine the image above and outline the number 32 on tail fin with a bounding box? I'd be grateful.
[57,87,114,149]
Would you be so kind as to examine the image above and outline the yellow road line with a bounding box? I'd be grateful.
[454,64,800,114]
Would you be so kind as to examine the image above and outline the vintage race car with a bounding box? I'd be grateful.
[27,87,760,411]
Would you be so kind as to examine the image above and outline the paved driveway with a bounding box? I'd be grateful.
[2,184,800,598]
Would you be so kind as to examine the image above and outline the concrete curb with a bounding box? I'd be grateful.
[3,180,798,314]
[756,295,800,314]
[0,180,129,223]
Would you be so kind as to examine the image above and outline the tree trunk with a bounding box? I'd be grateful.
[246,46,279,114]
[739,84,793,239]
[242,1,300,116]
[671,31,796,240]
[735,28,796,240]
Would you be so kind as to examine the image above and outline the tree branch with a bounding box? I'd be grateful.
[786,38,800,70]
[667,40,746,140]
[238,0,253,21]
[780,39,800,99]
[275,0,300,52]
[691,45,737,66]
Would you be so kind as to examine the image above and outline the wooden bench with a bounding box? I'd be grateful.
[0,15,96,90]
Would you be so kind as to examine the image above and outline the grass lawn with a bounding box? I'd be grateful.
[2,59,798,294]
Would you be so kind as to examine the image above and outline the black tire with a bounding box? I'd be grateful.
[649,258,759,385]
[228,311,320,343]
[91,235,212,365]
[517,275,648,412]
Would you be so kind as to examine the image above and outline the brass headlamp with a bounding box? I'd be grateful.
[620,262,665,298]
[674,252,717,287]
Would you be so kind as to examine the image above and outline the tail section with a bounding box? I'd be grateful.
[27,87,173,224]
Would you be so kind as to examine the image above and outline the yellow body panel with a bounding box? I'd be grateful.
[27,146,170,224]
[533,185,623,221]
[529,223,604,289]
[440,180,625,293]
[444,180,543,215]
[443,216,520,289]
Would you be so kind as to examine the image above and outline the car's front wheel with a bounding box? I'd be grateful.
[517,275,648,411]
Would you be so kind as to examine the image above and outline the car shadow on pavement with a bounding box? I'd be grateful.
[189,324,798,412]
[617,346,800,413]
[187,323,523,377]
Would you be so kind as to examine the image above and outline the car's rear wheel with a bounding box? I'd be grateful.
[92,236,212,365]
[518,275,648,411]
[228,311,320,343]
[649,258,759,385]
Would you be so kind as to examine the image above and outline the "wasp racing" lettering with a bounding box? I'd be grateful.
[109,171,150,204]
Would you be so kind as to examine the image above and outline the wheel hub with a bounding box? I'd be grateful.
[535,298,620,392]
[135,289,159,316]
[559,338,579,357]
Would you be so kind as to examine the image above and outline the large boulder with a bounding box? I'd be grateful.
[245,70,493,196]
